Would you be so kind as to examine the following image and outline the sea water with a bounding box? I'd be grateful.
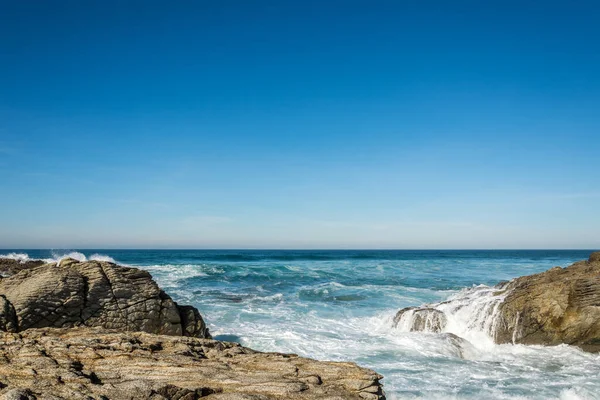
[2,250,599,400]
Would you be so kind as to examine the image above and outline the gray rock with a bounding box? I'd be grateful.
[393,307,447,333]
[0,259,209,339]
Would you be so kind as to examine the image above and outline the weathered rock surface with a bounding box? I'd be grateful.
[0,259,209,338]
[0,328,385,400]
[494,252,600,351]
[0,258,44,277]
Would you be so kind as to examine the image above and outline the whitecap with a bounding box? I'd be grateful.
[0,252,31,262]
[51,251,88,262]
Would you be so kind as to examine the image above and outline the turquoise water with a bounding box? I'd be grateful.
[3,250,599,400]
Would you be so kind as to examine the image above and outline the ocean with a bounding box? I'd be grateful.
[2,249,599,400]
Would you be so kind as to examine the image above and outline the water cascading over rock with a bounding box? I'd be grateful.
[393,307,447,332]
[393,252,600,352]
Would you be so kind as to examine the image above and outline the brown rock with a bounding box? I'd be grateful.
[0,259,209,339]
[0,259,44,278]
[0,327,385,400]
[589,251,600,263]
[494,252,600,352]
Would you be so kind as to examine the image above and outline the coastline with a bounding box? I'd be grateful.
[1,252,593,399]
[0,256,385,399]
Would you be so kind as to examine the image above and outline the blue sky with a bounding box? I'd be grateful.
[1,1,599,249]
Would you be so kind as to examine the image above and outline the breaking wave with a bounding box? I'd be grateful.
[393,283,509,349]
[0,252,33,262]
[0,252,116,264]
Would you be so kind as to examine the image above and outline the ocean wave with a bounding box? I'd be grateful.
[0,252,32,262]
[0,252,117,264]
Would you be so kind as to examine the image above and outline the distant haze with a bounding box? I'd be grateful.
[1,2,599,249]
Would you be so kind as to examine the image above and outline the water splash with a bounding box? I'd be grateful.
[393,283,510,348]
[0,252,31,262]
[1,252,116,264]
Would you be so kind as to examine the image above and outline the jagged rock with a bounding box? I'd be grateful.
[393,307,447,333]
[0,259,209,339]
[0,327,385,400]
[0,259,44,278]
[494,253,600,351]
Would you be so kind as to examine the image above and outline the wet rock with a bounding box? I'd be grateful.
[440,333,477,359]
[0,327,386,399]
[0,259,209,339]
[393,307,447,333]
[495,252,600,352]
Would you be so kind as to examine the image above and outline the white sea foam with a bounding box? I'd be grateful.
[0,252,31,262]
[1,252,117,264]
[394,284,508,349]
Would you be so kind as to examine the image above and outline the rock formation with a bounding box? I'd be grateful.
[0,258,44,277]
[0,327,385,399]
[494,252,600,351]
[393,307,447,333]
[0,258,209,338]
[393,252,600,352]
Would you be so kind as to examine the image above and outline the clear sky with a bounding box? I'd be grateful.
[1,1,599,249]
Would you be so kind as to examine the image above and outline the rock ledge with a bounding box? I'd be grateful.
[0,327,385,400]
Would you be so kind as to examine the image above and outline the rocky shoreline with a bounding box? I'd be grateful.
[1,252,599,399]
[0,258,385,400]
[394,252,600,352]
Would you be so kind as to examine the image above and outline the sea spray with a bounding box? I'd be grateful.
[393,283,510,348]
[0,251,116,264]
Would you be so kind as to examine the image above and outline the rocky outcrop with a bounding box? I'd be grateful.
[0,258,44,277]
[0,327,385,400]
[393,307,447,333]
[494,252,600,352]
[392,252,600,352]
[0,258,209,338]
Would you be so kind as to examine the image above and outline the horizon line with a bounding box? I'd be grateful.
[1,248,597,252]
